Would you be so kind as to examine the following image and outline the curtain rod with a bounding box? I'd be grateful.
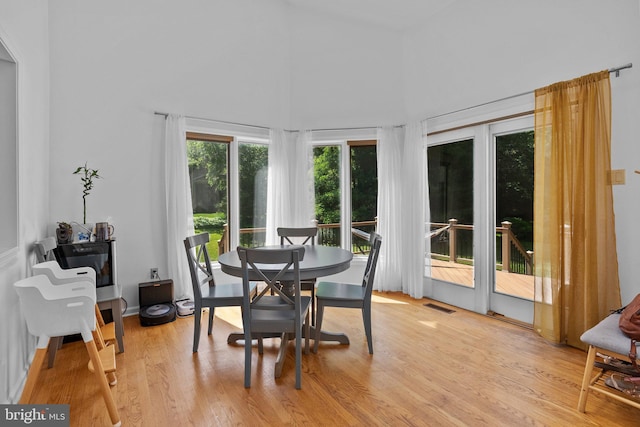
[154,112,273,131]
[426,62,632,121]
[154,111,403,133]
[156,62,632,132]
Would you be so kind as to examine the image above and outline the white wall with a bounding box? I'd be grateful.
[0,0,50,404]
[47,0,292,308]
[403,0,640,303]
[288,7,406,129]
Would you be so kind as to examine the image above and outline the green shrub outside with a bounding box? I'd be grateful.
[193,213,225,260]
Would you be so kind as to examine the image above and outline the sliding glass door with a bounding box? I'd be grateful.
[426,117,534,324]
[489,117,534,322]
[427,128,477,311]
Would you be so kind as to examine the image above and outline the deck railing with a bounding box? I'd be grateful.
[217,218,533,275]
[217,219,378,255]
[430,218,533,274]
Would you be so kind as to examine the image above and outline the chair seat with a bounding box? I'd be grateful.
[580,313,639,359]
[316,281,365,301]
[578,312,640,413]
[251,296,312,331]
[201,281,256,301]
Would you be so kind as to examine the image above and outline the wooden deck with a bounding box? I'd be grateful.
[431,258,534,300]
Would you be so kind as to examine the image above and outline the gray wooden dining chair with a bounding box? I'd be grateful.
[237,245,310,389]
[184,233,257,352]
[277,226,318,324]
[314,232,382,354]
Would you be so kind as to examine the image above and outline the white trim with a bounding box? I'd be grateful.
[426,92,534,135]
[0,28,19,259]
[311,128,377,142]
[185,117,270,140]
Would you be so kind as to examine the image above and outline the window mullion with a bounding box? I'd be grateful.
[341,140,351,251]
[229,137,240,250]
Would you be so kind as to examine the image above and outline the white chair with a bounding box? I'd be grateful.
[34,236,57,263]
[33,261,118,362]
[33,260,96,284]
[14,274,121,426]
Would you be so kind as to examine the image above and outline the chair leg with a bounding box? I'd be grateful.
[258,334,264,355]
[310,288,315,326]
[19,346,48,404]
[295,324,302,389]
[362,303,373,355]
[47,336,63,368]
[304,311,310,355]
[207,307,215,335]
[244,325,252,388]
[578,345,598,412]
[85,339,121,426]
[193,307,202,353]
[314,301,325,354]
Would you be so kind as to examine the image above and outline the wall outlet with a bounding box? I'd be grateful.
[150,268,158,279]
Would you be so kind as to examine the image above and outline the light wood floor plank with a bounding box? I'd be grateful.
[27,292,638,426]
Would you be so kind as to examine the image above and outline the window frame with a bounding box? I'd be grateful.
[311,129,378,255]
[185,119,269,254]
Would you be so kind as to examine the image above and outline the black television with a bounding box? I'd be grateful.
[53,240,116,288]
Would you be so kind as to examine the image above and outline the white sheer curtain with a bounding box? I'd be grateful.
[266,128,291,245]
[266,129,316,245]
[375,126,403,292]
[163,114,194,300]
[401,121,427,298]
[290,130,315,228]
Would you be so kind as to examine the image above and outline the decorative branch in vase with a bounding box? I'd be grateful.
[73,162,102,224]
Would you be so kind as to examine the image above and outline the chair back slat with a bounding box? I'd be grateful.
[238,246,305,308]
[277,227,317,246]
[184,233,216,301]
[362,233,382,298]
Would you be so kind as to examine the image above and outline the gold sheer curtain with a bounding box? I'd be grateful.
[533,70,621,349]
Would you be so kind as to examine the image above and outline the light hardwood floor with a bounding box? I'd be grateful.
[431,259,534,300]
[28,292,638,426]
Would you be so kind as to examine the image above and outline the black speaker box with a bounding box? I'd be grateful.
[139,279,176,326]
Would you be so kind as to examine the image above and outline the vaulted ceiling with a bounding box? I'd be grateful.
[285,0,460,31]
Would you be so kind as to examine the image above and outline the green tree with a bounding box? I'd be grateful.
[351,145,377,223]
[314,146,341,224]
[496,131,534,248]
[187,140,228,213]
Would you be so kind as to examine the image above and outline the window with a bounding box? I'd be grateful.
[313,145,342,247]
[186,131,268,260]
[312,135,378,254]
[186,132,231,261]
[349,140,377,254]
[238,142,268,247]
[186,126,379,258]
